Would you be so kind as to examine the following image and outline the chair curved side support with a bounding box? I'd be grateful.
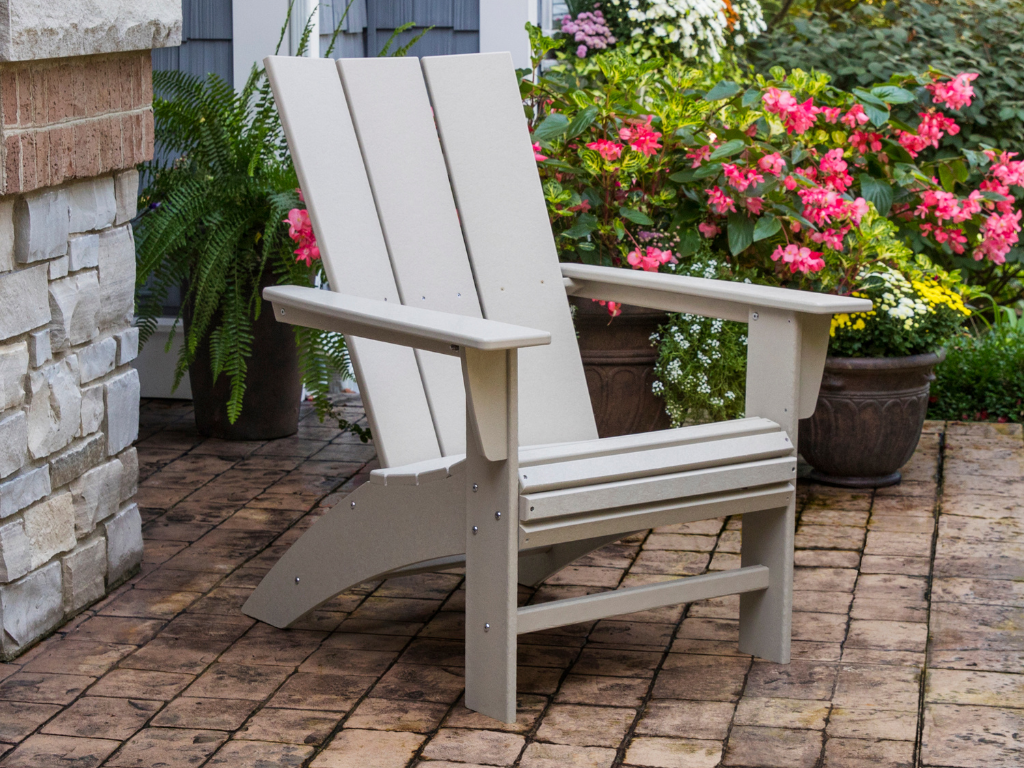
[241,468,465,628]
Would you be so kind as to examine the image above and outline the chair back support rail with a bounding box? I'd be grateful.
[242,52,870,722]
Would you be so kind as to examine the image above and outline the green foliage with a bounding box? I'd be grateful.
[928,320,1024,422]
[652,251,750,425]
[135,5,357,431]
[749,0,1024,150]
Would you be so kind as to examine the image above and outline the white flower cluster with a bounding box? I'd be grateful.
[862,269,928,331]
[609,0,766,62]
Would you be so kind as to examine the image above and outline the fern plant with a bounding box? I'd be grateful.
[136,6,423,435]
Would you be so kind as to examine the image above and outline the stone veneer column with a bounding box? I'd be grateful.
[0,0,181,659]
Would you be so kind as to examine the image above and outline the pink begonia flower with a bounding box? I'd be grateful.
[819,148,853,193]
[758,153,786,176]
[532,142,548,162]
[921,223,969,254]
[698,221,721,238]
[976,209,1022,264]
[707,186,737,214]
[745,197,765,215]
[798,188,868,230]
[915,189,982,224]
[771,244,825,274]
[927,73,979,111]
[686,145,712,168]
[296,187,305,202]
[587,139,624,162]
[979,179,1016,214]
[840,104,870,128]
[849,130,883,154]
[722,163,765,192]
[284,208,320,267]
[810,226,850,251]
[986,150,1024,187]
[627,246,676,272]
[593,299,622,317]
[820,107,842,124]
[782,175,798,191]
[762,88,820,134]
[897,111,960,158]
[620,116,662,156]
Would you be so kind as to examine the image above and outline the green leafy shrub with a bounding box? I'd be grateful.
[928,317,1024,422]
[747,0,1024,150]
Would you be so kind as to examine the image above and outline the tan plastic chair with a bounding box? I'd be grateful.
[242,52,871,722]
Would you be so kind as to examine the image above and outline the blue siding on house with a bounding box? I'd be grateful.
[366,0,479,58]
[153,0,234,86]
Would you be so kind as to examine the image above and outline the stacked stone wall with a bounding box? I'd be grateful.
[0,44,158,657]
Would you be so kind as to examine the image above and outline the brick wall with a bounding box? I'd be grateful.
[0,52,155,197]
[0,49,154,659]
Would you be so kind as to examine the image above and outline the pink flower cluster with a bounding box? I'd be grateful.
[533,142,548,162]
[914,189,982,225]
[771,244,825,274]
[722,163,764,192]
[840,104,869,129]
[897,111,960,158]
[849,130,882,154]
[757,153,786,176]
[561,10,616,58]
[920,223,968,254]
[593,299,622,317]
[707,186,736,214]
[927,73,978,111]
[761,88,818,134]
[818,149,852,193]
[619,116,662,156]
[626,245,676,272]
[587,139,624,161]
[285,206,320,267]
[686,145,712,169]
[977,210,1022,264]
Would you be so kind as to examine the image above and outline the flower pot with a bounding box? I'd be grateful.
[798,350,945,488]
[187,289,303,441]
[571,297,672,437]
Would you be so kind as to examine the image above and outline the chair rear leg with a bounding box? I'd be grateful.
[738,501,794,663]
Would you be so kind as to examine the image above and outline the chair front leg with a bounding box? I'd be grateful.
[462,348,520,723]
[739,308,804,663]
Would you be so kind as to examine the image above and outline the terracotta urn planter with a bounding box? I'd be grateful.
[572,297,672,437]
[798,350,945,488]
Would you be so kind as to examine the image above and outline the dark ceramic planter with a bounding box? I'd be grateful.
[572,297,672,438]
[187,283,302,441]
[798,350,945,488]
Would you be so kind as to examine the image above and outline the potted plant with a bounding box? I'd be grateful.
[135,17,362,441]
[797,215,972,486]
[526,28,717,436]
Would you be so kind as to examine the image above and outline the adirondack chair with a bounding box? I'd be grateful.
[241,52,872,722]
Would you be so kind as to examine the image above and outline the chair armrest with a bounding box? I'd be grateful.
[561,263,872,322]
[264,285,551,355]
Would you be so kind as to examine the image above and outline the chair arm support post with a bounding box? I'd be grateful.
[463,347,520,723]
[744,308,830,455]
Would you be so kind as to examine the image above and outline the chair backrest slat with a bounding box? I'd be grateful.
[421,53,598,447]
[337,57,481,457]
[265,56,441,467]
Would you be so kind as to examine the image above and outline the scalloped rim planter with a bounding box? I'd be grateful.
[798,350,945,488]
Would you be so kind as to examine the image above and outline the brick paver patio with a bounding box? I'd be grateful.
[0,398,1021,768]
